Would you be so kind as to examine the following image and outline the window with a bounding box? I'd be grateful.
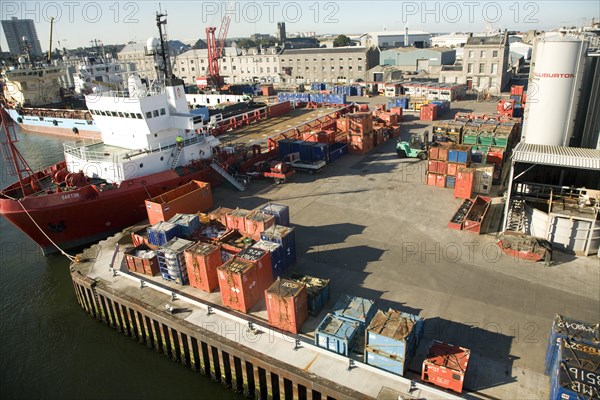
[492,50,498,58]
[441,76,446,83]
[267,67,270,73]
[358,66,362,71]
[266,57,270,62]
[111,111,117,117]
[232,66,236,70]
[181,67,185,71]
[480,50,486,58]
[223,66,227,70]
[136,113,143,119]
[153,110,159,117]
[274,67,277,73]
[201,59,204,63]
[190,60,194,64]
[160,108,166,115]
[358,57,363,61]
[491,63,498,74]
[261,67,264,73]
[145,111,152,118]
[479,63,485,73]
[118,112,124,118]
[348,66,353,70]
[468,50,474,59]
[467,63,473,73]
[191,67,195,71]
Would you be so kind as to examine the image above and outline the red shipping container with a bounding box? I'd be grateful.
[427,160,438,173]
[435,174,446,188]
[125,244,159,275]
[226,208,252,233]
[209,207,234,226]
[238,247,273,295]
[265,278,308,334]
[436,161,448,175]
[426,173,437,186]
[422,341,471,393]
[184,242,222,292]
[217,258,260,313]
[262,85,275,96]
[145,180,213,225]
[510,85,525,96]
[447,163,459,176]
[429,147,440,160]
[245,212,275,241]
[389,107,403,119]
[438,146,449,161]
[336,118,348,133]
[454,167,474,199]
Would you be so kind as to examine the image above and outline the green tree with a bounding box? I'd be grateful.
[333,35,352,47]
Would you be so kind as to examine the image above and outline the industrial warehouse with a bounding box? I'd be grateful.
[1,5,599,400]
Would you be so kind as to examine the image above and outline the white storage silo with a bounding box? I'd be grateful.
[522,35,588,146]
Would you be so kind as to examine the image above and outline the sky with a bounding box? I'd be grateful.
[1,1,598,51]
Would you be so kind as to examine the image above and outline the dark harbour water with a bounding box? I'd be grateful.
[0,131,240,400]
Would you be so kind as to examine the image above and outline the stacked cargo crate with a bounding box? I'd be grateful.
[290,273,330,316]
[426,144,451,189]
[265,278,308,334]
[315,313,359,356]
[364,309,424,376]
[347,112,374,155]
[157,237,194,284]
[125,244,160,276]
[217,258,260,313]
[184,242,222,292]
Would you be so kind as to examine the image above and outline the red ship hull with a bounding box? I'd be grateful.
[0,165,221,255]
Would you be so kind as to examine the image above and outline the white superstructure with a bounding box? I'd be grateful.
[73,56,126,94]
[522,34,588,146]
[64,75,218,184]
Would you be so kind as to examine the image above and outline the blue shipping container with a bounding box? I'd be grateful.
[446,176,456,188]
[251,240,285,277]
[291,273,330,316]
[545,314,600,375]
[332,294,376,334]
[147,221,180,247]
[278,139,295,158]
[550,357,599,400]
[328,143,348,163]
[365,350,407,376]
[167,213,200,238]
[290,140,304,155]
[261,225,296,268]
[260,203,290,227]
[311,143,329,163]
[315,314,359,356]
[299,141,316,161]
[366,309,425,361]
[448,149,470,164]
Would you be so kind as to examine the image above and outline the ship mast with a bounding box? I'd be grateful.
[0,107,37,197]
[155,12,172,81]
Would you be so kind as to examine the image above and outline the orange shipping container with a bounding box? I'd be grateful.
[265,278,308,334]
[184,242,222,292]
[447,163,459,176]
[427,160,438,173]
[217,259,260,313]
[436,161,448,175]
[438,146,449,161]
[245,212,275,241]
[226,208,253,233]
[125,244,160,275]
[455,167,475,199]
[429,147,440,160]
[209,207,234,226]
[426,173,438,186]
[145,180,212,225]
[435,174,446,188]
[238,247,273,295]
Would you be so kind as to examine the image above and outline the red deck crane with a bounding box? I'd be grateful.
[198,10,231,90]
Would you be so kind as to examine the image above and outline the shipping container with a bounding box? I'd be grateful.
[226,208,253,232]
[435,174,446,188]
[365,309,424,361]
[427,160,439,173]
[237,247,273,295]
[261,225,296,268]
[311,143,330,163]
[429,147,440,161]
[244,212,275,241]
[454,167,474,200]
[265,278,308,334]
[549,340,600,400]
[365,349,407,376]
[145,180,212,225]
[315,314,359,356]
[184,242,222,292]
[328,143,348,163]
[448,199,473,230]
[252,240,285,278]
[463,196,491,234]
[147,221,180,247]
[445,176,456,189]
[448,145,472,164]
[217,258,260,313]
[422,341,471,393]
[168,213,201,238]
[260,203,290,227]
[208,207,234,226]
[299,141,316,161]
[471,164,494,195]
[157,238,194,285]
[436,161,448,175]
[125,244,159,275]
[426,173,438,187]
[332,294,376,334]
[290,273,331,316]
[545,314,600,375]
[131,226,150,247]
[278,138,295,158]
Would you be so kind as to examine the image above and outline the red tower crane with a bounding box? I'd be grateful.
[199,11,231,90]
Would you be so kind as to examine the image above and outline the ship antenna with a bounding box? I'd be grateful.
[155,11,172,81]
[0,106,38,197]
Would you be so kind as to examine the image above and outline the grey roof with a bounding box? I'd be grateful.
[281,46,370,55]
[467,35,505,46]
[512,142,600,170]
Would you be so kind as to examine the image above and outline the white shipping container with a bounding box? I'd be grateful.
[472,164,494,194]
